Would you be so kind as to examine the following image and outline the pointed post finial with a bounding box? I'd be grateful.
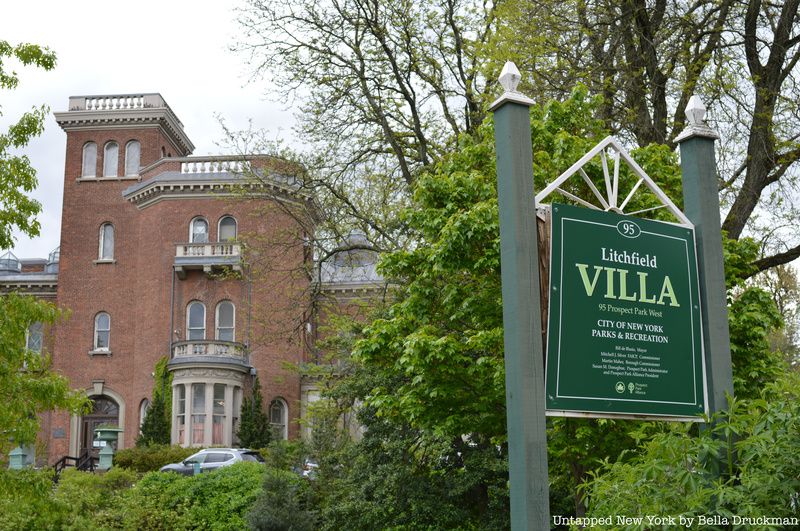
[499,61,522,93]
[685,95,706,126]
[675,94,718,142]
[489,61,535,111]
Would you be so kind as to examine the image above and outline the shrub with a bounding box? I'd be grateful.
[114,461,265,530]
[585,372,800,521]
[260,439,307,472]
[113,444,196,473]
[54,467,138,530]
[238,375,271,449]
[0,468,68,530]
[246,469,316,531]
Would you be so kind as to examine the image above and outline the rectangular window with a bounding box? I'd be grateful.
[177,385,186,443]
[212,384,225,445]
[191,383,205,445]
[26,322,43,353]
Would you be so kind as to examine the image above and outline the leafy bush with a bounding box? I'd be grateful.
[238,375,271,449]
[54,467,137,530]
[246,469,316,531]
[260,439,307,472]
[585,372,800,522]
[113,444,196,473]
[112,461,265,530]
[0,467,67,531]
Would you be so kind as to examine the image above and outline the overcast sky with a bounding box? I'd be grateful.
[2,0,294,259]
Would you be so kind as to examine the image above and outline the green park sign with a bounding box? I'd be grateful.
[545,203,707,420]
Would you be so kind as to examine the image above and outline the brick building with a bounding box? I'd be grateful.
[0,93,380,463]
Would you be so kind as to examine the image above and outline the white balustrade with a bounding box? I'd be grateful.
[85,95,145,111]
[172,340,247,362]
[175,243,241,258]
[180,159,250,174]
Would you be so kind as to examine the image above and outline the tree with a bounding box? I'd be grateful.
[0,293,88,450]
[137,357,172,446]
[307,90,787,521]
[0,40,55,249]
[0,43,88,453]
[237,375,271,448]
[487,1,800,278]
[137,393,170,446]
[233,0,500,270]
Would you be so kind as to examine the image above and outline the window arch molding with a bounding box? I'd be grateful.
[190,216,209,243]
[139,398,150,429]
[269,398,289,440]
[82,142,97,177]
[103,141,119,177]
[218,216,237,242]
[215,301,235,342]
[98,222,115,260]
[93,312,111,352]
[186,301,206,340]
[125,140,141,176]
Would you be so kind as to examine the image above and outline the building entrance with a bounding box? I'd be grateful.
[80,396,119,457]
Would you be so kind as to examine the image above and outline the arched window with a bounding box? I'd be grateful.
[82,396,120,453]
[82,142,97,177]
[187,301,206,340]
[190,217,209,243]
[176,384,186,443]
[269,398,288,440]
[218,216,237,242]
[125,140,141,176]
[139,399,150,429]
[94,312,111,351]
[103,142,119,177]
[215,301,235,341]
[26,322,43,353]
[98,223,114,260]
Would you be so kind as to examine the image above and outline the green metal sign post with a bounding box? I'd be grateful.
[676,97,733,416]
[546,203,706,419]
[490,63,550,530]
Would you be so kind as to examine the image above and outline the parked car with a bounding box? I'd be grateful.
[160,448,265,475]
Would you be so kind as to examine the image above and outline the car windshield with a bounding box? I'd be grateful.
[241,452,265,462]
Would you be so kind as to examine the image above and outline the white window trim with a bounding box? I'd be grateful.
[91,312,111,355]
[186,301,206,340]
[103,141,119,178]
[82,142,97,178]
[215,301,235,342]
[217,216,237,242]
[98,223,115,261]
[125,140,141,177]
[139,398,150,430]
[269,398,289,440]
[190,217,209,243]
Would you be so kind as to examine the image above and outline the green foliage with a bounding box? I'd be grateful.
[0,293,89,450]
[153,356,172,410]
[246,468,316,531]
[316,407,509,531]
[113,444,196,473]
[53,467,138,530]
[0,40,56,248]
[137,391,170,446]
[238,375,271,449]
[137,357,172,446]
[585,372,800,523]
[728,287,785,399]
[110,462,264,530]
[723,236,760,290]
[0,467,67,531]
[259,439,307,472]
